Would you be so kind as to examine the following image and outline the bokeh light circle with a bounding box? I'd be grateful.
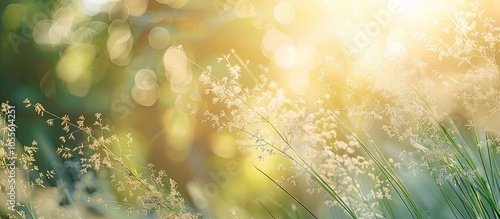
[135,69,158,90]
[148,27,171,49]
[274,2,296,25]
[274,44,297,68]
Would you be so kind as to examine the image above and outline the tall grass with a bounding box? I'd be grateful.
[1,0,499,218]
[0,100,200,218]
[198,0,500,218]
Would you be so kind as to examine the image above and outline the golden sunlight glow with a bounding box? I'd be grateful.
[262,28,293,56]
[164,46,194,94]
[7,0,500,218]
[233,0,256,18]
[384,41,408,64]
[168,113,194,138]
[163,46,187,79]
[398,0,426,12]
[210,132,237,159]
[289,69,310,92]
[162,109,195,162]
[274,1,296,25]
[273,44,297,69]
[295,34,317,66]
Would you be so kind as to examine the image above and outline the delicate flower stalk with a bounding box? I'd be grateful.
[0,99,200,219]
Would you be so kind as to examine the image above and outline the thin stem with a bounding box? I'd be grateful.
[254,166,318,219]
[256,198,276,219]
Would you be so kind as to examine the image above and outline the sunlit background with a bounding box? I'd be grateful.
[2,0,500,218]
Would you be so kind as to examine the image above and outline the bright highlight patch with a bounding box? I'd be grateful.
[131,84,160,106]
[148,27,170,49]
[125,0,148,17]
[107,20,133,66]
[274,44,297,69]
[79,0,109,15]
[164,46,192,93]
[289,70,310,92]
[274,2,296,25]
[162,109,195,162]
[210,133,237,159]
[135,69,157,90]
[262,29,292,52]
[384,41,408,64]
[33,20,53,46]
[56,45,96,83]
[234,0,256,18]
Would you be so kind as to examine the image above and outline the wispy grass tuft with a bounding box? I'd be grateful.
[0,100,200,219]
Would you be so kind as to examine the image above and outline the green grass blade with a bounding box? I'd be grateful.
[256,198,276,219]
[254,166,319,219]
